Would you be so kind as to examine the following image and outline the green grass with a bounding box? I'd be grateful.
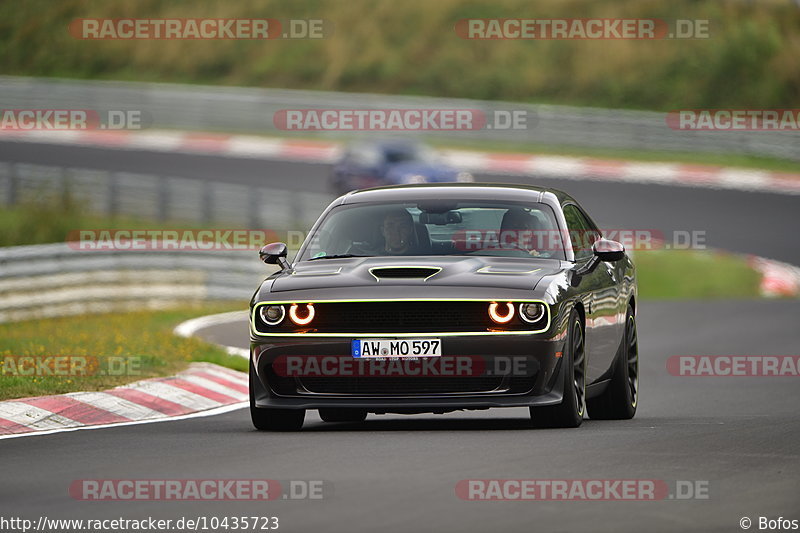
[1,0,798,111]
[0,203,192,247]
[634,249,761,300]
[0,198,294,248]
[0,193,209,247]
[0,303,248,401]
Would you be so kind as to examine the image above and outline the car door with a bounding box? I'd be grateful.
[562,204,620,382]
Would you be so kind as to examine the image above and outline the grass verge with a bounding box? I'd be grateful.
[635,249,761,300]
[0,302,248,401]
[0,200,244,248]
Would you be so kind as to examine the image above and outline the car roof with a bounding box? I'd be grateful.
[339,182,577,206]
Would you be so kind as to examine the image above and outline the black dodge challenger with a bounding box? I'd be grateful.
[249,183,638,430]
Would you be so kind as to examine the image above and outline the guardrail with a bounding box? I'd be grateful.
[1,76,798,161]
[0,161,332,227]
[0,242,279,322]
[0,160,321,323]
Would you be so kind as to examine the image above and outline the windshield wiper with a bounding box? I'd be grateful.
[307,254,372,261]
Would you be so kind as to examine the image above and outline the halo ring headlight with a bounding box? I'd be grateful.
[488,302,515,324]
[260,305,285,326]
[519,302,545,324]
[289,303,315,325]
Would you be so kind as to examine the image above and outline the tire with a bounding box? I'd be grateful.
[529,308,586,428]
[587,304,638,420]
[319,408,368,423]
[250,361,305,431]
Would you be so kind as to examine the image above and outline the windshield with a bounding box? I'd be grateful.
[298,200,566,261]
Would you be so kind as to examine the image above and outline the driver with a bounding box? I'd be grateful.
[381,208,418,255]
[499,208,545,256]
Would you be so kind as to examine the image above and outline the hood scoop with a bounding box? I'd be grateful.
[476,266,541,275]
[369,266,441,281]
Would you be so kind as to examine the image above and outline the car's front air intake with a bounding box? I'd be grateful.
[369,267,440,280]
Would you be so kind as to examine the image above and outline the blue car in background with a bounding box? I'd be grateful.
[330,140,473,195]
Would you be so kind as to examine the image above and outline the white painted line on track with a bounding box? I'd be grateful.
[180,374,248,401]
[173,310,250,359]
[0,402,82,430]
[129,381,223,410]
[67,391,166,421]
[0,402,247,440]
[173,310,248,338]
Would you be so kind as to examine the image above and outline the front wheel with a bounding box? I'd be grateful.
[529,308,586,428]
[587,303,638,420]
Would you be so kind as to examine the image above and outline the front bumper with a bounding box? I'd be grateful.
[250,333,568,411]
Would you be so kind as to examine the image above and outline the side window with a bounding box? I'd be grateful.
[562,205,599,260]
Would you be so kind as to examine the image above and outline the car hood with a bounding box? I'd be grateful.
[270,256,565,294]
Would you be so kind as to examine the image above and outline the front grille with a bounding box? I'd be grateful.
[299,376,505,395]
[265,371,538,397]
[313,301,487,332]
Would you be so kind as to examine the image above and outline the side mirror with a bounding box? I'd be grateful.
[593,239,625,262]
[259,242,290,270]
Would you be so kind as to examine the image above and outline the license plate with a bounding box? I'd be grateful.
[352,339,442,358]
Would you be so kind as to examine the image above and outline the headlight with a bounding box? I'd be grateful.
[289,303,315,325]
[260,305,285,326]
[488,302,515,324]
[519,303,545,324]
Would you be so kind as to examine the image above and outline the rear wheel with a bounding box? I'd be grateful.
[319,408,368,423]
[587,304,638,420]
[250,362,305,431]
[529,309,586,428]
